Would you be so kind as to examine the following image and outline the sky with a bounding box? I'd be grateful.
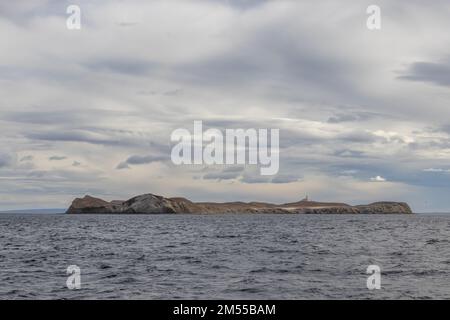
[1,0,450,212]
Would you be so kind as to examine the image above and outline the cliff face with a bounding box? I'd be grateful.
[355,202,412,214]
[66,193,413,214]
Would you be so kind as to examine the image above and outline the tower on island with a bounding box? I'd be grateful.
[301,195,309,202]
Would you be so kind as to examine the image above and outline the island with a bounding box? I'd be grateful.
[66,193,413,214]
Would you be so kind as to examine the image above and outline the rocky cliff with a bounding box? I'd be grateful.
[66,193,413,214]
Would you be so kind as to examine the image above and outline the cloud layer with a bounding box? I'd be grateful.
[1,1,450,212]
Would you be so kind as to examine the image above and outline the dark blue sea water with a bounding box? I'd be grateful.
[0,213,449,299]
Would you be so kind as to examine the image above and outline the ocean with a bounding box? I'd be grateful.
[0,213,449,299]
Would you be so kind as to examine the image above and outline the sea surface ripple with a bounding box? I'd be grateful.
[0,213,449,299]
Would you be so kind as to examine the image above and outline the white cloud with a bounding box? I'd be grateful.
[423,168,450,173]
[370,175,386,182]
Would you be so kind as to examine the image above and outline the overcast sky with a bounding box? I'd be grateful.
[1,0,450,212]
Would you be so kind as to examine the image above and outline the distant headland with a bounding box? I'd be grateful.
[66,193,413,214]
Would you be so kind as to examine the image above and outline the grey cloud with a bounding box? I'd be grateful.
[3,0,450,212]
[239,173,271,184]
[205,0,268,9]
[203,171,240,180]
[4,111,86,125]
[280,127,382,149]
[326,161,450,189]
[25,168,105,183]
[336,131,382,144]
[126,155,167,165]
[164,8,365,109]
[399,59,450,87]
[327,111,384,123]
[202,166,245,180]
[26,170,47,178]
[163,89,183,96]
[20,155,34,162]
[136,89,183,97]
[334,149,366,158]
[49,156,67,161]
[328,114,360,123]
[116,22,139,28]
[279,130,326,148]
[0,1,65,23]
[136,90,159,96]
[175,34,352,102]
[271,175,300,184]
[201,119,256,129]
[203,165,295,183]
[0,152,13,168]
[439,124,450,135]
[83,59,157,76]
[116,162,130,170]
[26,129,167,149]
[116,154,167,169]
[408,137,450,151]
[28,130,118,145]
[222,166,245,173]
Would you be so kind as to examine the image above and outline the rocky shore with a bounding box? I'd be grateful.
[66,193,413,214]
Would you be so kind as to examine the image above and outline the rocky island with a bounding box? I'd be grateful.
[66,193,413,214]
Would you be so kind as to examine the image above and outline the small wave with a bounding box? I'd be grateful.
[117,277,137,284]
[215,234,240,239]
